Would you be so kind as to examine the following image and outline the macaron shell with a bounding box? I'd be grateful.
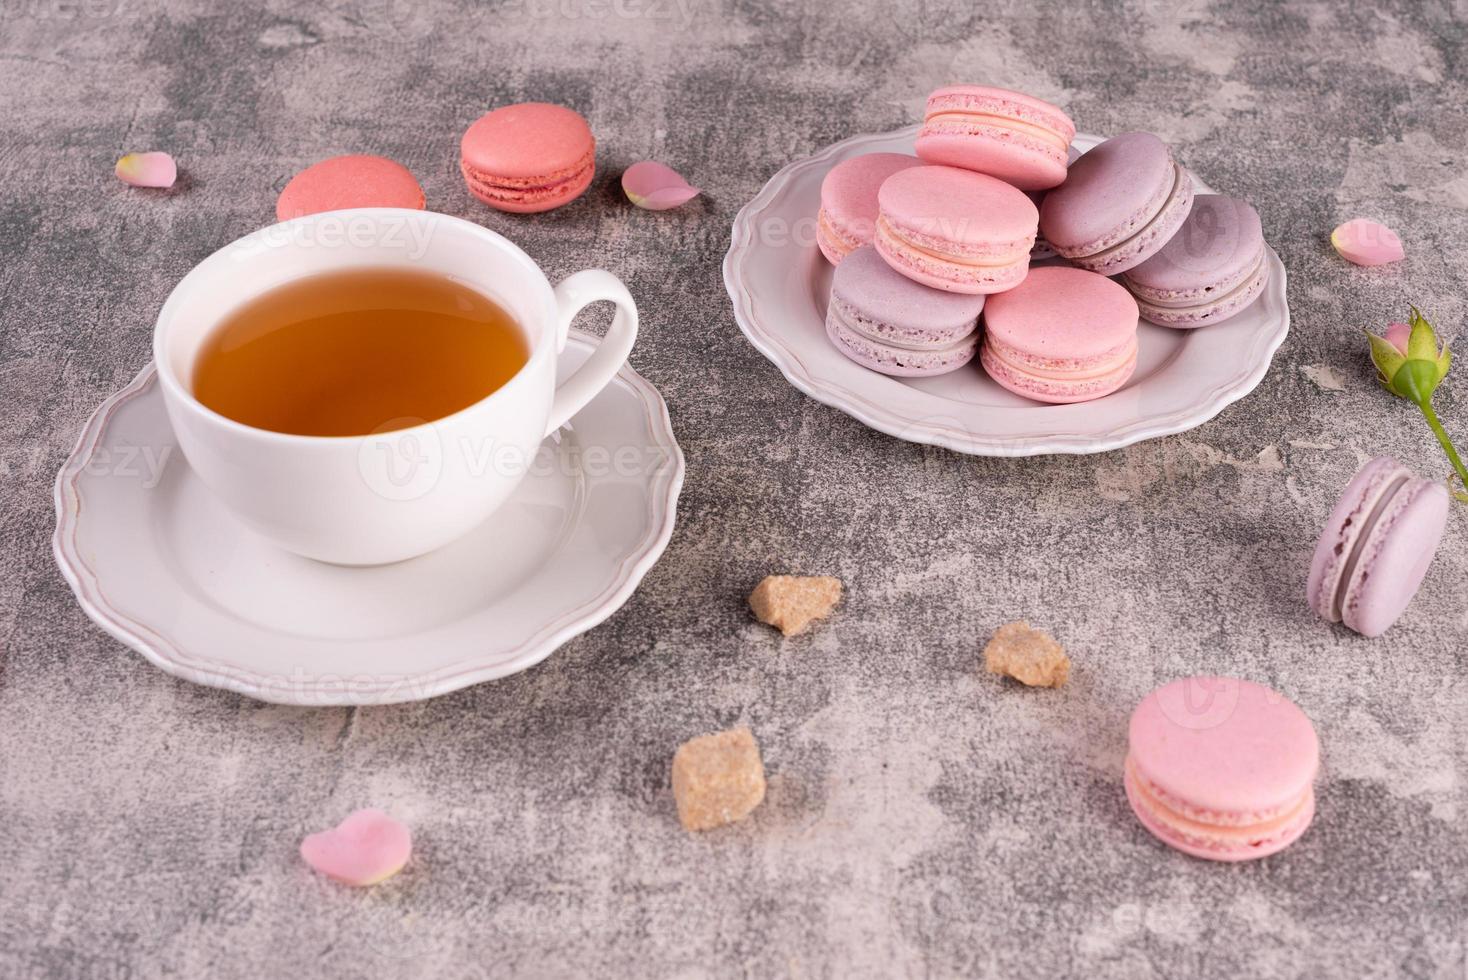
[1342,478,1449,637]
[1027,191,1056,258]
[826,309,978,377]
[922,85,1077,141]
[276,155,425,222]
[916,85,1074,190]
[982,266,1138,359]
[1306,456,1411,623]
[817,153,924,264]
[879,165,1038,250]
[915,131,1068,191]
[830,245,986,340]
[460,103,594,179]
[1128,677,1319,819]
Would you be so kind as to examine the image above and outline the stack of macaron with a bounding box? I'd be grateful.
[819,84,1272,402]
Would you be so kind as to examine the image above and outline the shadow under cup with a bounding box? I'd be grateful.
[153,209,569,567]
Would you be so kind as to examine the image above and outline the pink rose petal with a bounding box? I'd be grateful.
[1331,218,1404,266]
[1383,321,1411,355]
[300,808,411,887]
[622,160,700,210]
[115,151,177,189]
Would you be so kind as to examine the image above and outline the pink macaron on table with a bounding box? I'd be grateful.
[724,116,1289,457]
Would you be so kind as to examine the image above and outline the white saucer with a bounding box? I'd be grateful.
[723,126,1291,456]
[53,330,684,706]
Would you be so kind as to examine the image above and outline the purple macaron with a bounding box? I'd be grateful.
[1026,146,1082,260]
[1122,195,1269,327]
[1039,132,1194,275]
[826,244,985,377]
[1306,456,1450,637]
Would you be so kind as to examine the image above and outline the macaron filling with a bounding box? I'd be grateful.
[1127,244,1268,308]
[921,112,1072,156]
[875,215,1033,265]
[878,237,1030,293]
[817,208,866,259]
[982,333,1137,380]
[1126,759,1315,853]
[461,146,595,204]
[981,340,1137,401]
[922,90,1075,144]
[826,311,979,377]
[1319,467,1411,622]
[1132,253,1268,326]
[1339,473,1424,626]
[1125,756,1305,828]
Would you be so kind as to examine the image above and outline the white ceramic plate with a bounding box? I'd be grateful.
[53,330,684,706]
[723,126,1290,456]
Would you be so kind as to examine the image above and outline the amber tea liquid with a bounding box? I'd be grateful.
[191,268,529,437]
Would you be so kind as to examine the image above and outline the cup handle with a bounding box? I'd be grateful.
[545,270,639,437]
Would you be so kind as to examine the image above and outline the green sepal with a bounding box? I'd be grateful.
[1390,359,1440,407]
[1406,307,1440,363]
[1367,331,1407,388]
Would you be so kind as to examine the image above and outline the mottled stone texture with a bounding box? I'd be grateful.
[1,1,1466,977]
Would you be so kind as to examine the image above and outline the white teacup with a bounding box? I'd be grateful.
[153,208,638,565]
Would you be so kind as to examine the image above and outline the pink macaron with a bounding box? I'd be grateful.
[979,266,1139,403]
[460,103,595,213]
[825,244,986,376]
[1126,676,1320,862]
[1122,195,1269,327]
[817,153,924,264]
[915,85,1075,191]
[276,155,425,222]
[1306,456,1450,637]
[1039,132,1194,275]
[874,165,1037,294]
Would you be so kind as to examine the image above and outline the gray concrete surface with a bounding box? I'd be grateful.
[2,1,1467,977]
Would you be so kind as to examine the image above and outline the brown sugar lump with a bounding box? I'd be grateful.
[983,621,1071,688]
[671,727,767,831]
[748,575,843,636]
